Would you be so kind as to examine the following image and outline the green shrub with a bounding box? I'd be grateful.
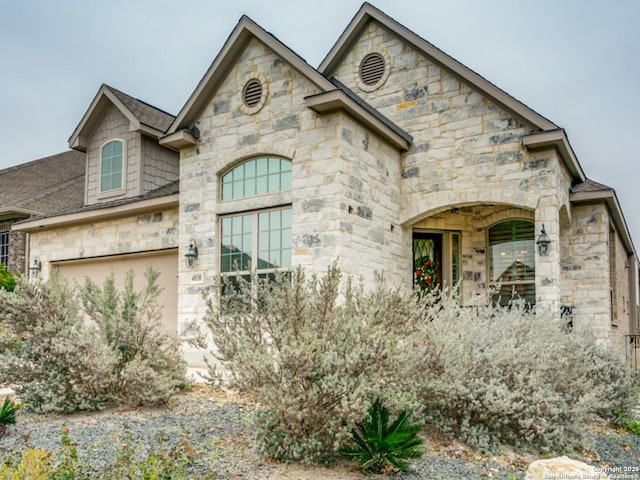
[0,264,16,293]
[417,291,632,453]
[0,426,213,479]
[0,268,186,413]
[203,264,426,463]
[341,398,423,473]
[0,397,22,437]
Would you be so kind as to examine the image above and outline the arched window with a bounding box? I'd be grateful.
[488,220,535,305]
[221,157,291,200]
[100,140,123,192]
[220,157,292,285]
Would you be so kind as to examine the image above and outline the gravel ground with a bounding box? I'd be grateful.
[1,387,639,479]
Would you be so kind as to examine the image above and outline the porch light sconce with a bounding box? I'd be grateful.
[536,224,551,256]
[29,256,41,278]
[185,239,198,268]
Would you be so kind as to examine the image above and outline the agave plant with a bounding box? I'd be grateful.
[341,398,424,473]
[0,397,22,437]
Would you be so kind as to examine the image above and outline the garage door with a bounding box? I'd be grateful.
[53,249,178,335]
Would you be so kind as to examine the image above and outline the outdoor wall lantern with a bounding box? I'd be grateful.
[536,225,551,256]
[29,256,41,278]
[185,239,198,268]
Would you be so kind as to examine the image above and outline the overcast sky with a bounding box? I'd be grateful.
[1,0,639,243]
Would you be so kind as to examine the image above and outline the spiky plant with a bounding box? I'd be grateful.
[341,398,424,473]
[0,397,22,437]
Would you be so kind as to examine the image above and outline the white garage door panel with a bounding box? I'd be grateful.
[54,250,178,335]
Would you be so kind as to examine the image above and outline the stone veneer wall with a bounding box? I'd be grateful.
[561,204,613,344]
[330,19,574,312]
[176,38,407,365]
[30,208,179,277]
[86,104,142,205]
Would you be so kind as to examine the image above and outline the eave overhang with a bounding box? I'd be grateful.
[304,89,412,151]
[13,194,179,233]
[0,208,38,222]
[159,129,198,150]
[522,129,586,183]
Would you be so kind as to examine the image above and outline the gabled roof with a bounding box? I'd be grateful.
[164,15,335,140]
[321,3,587,181]
[571,178,636,257]
[161,15,411,152]
[320,3,558,132]
[69,84,175,152]
[0,150,85,221]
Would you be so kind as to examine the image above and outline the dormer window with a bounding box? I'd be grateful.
[100,140,124,192]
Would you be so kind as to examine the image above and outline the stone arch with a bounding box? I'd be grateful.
[215,143,296,176]
[400,188,539,227]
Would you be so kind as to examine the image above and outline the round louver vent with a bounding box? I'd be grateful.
[243,79,263,108]
[359,53,386,86]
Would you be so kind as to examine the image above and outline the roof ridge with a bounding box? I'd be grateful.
[105,84,176,119]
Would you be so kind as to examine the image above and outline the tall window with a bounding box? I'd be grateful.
[220,157,292,281]
[489,220,535,305]
[100,140,123,192]
[0,230,8,267]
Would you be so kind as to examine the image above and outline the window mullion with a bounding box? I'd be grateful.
[252,212,259,272]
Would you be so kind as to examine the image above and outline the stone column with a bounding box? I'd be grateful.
[535,197,561,315]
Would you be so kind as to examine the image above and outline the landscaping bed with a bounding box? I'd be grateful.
[2,386,639,479]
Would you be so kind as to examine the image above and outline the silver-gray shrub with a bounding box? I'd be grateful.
[203,265,427,464]
[0,268,186,413]
[79,268,187,406]
[417,291,631,453]
[0,275,116,412]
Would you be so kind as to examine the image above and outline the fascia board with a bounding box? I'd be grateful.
[13,194,179,233]
[304,90,412,151]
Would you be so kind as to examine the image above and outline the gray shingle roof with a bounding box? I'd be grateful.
[0,150,86,218]
[107,85,175,133]
[23,180,180,222]
[572,178,613,193]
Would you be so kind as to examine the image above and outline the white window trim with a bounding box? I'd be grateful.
[219,204,292,276]
[97,138,127,199]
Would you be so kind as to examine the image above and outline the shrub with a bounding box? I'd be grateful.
[0,264,16,292]
[341,398,423,473]
[0,268,186,413]
[203,264,426,463]
[0,426,212,479]
[0,275,116,413]
[417,291,632,453]
[0,397,22,437]
[79,268,187,406]
[0,449,53,480]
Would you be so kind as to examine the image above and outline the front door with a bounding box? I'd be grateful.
[413,232,443,291]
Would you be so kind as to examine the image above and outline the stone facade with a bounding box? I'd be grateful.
[15,4,639,370]
[30,207,179,275]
